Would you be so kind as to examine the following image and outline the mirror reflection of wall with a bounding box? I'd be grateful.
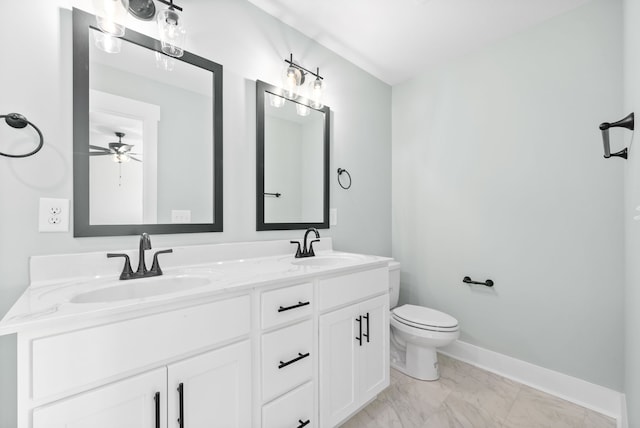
[88,27,213,226]
[264,99,325,224]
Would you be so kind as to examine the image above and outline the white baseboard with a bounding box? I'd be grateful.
[439,340,623,422]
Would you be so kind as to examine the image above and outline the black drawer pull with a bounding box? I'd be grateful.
[154,392,160,428]
[177,383,184,428]
[278,301,310,313]
[297,419,311,428]
[363,312,370,343]
[355,316,363,346]
[278,352,310,369]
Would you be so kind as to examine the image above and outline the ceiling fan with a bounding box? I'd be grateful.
[90,132,142,163]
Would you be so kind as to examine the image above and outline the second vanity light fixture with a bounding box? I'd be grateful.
[93,0,187,58]
[281,53,326,110]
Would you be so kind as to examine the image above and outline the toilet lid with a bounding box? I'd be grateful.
[392,304,458,329]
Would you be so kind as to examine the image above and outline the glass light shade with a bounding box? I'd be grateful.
[269,93,286,108]
[155,51,176,71]
[113,153,131,163]
[309,77,325,109]
[94,0,129,37]
[157,8,187,58]
[283,65,303,99]
[94,31,122,54]
[296,103,311,117]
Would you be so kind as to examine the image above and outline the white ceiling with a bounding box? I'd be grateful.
[247,0,593,85]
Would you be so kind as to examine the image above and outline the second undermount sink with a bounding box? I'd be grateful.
[291,254,367,267]
[70,275,212,304]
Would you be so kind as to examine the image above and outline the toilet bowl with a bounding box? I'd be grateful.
[388,261,460,381]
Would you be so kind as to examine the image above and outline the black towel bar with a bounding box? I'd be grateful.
[463,276,494,287]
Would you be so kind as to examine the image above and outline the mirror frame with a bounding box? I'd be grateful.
[256,80,330,231]
[72,8,223,237]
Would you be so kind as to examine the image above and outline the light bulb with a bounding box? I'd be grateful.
[309,77,325,109]
[283,65,303,99]
[296,103,310,117]
[94,0,129,37]
[269,93,286,108]
[157,8,187,58]
[94,31,122,54]
[155,51,176,71]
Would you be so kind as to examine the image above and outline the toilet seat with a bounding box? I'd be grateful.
[392,304,459,333]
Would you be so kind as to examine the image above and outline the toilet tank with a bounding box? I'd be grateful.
[388,261,401,308]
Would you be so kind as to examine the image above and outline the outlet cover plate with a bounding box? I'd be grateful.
[39,198,70,232]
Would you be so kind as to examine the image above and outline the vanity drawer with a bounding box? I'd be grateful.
[31,295,250,400]
[262,320,313,402]
[318,267,388,311]
[261,282,313,329]
[262,382,314,428]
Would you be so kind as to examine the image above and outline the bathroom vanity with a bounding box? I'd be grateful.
[0,239,390,428]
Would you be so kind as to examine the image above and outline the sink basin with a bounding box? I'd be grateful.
[70,275,211,304]
[291,254,367,267]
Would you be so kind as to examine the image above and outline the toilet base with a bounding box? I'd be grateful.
[390,342,440,381]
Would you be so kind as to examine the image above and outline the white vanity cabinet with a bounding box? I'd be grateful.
[260,282,315,428]
[318,268,389,428]
[21,295,252,428]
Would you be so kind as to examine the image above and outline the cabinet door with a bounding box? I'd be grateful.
[167,340,251,428]
[33,368,167,428]
[319,303,360,428]
[358,295,389,403]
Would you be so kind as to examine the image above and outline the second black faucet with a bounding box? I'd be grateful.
[291,228,320,258]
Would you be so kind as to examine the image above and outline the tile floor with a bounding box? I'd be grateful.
[341,354,616,428]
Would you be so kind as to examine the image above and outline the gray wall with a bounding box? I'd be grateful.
[0,1,392,426]
[623,0,640,423]
[392,0,625,391]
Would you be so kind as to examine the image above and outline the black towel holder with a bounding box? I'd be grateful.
[1,113,44,158]
[463,276,494,287]
[337,168,352,189]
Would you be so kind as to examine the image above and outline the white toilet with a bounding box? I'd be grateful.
[388,261,460,381]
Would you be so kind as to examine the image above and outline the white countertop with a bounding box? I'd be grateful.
[0,238,390,336]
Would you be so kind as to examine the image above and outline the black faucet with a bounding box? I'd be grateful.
[291,228,320,258]
[107,233,173,280]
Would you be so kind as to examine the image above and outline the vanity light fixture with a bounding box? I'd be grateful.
[128,0,156,20]
[283,53,325,103]
[156,0,187,58]
[296,103,311,117]
[269,93,286,108]
[94,0,130,37]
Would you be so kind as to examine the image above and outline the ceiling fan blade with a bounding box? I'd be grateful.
[130,156,142,162]
[89,145,111,152]
[89,152,114,156]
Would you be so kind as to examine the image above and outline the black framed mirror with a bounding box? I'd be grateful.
[256,80,330,231]
[73,8,223,237]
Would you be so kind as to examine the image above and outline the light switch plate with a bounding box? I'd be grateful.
[39,198,70,232]
[330,208,338,226]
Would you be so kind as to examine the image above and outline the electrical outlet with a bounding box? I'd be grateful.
[39,198,69,232]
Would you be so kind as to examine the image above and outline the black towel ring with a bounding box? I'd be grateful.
[337,168,352,190]
[1,113,44,158]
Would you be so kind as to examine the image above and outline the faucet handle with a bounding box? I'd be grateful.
[107,253,134,280]
[308,239,320,257]
[149,249,173,276]
[290,241,302,258]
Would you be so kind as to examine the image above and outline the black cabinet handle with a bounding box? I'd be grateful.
[297,419,311,428]
[363,312,370,343]
[278,301,310,313]
[278,352,310,369]
[463,276,494,287]
[177,383,184,428]
[355,316,362,346]
[154,392,160,428]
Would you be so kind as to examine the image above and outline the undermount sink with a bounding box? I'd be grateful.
[70,275,212,304]
[291,254,367,267]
